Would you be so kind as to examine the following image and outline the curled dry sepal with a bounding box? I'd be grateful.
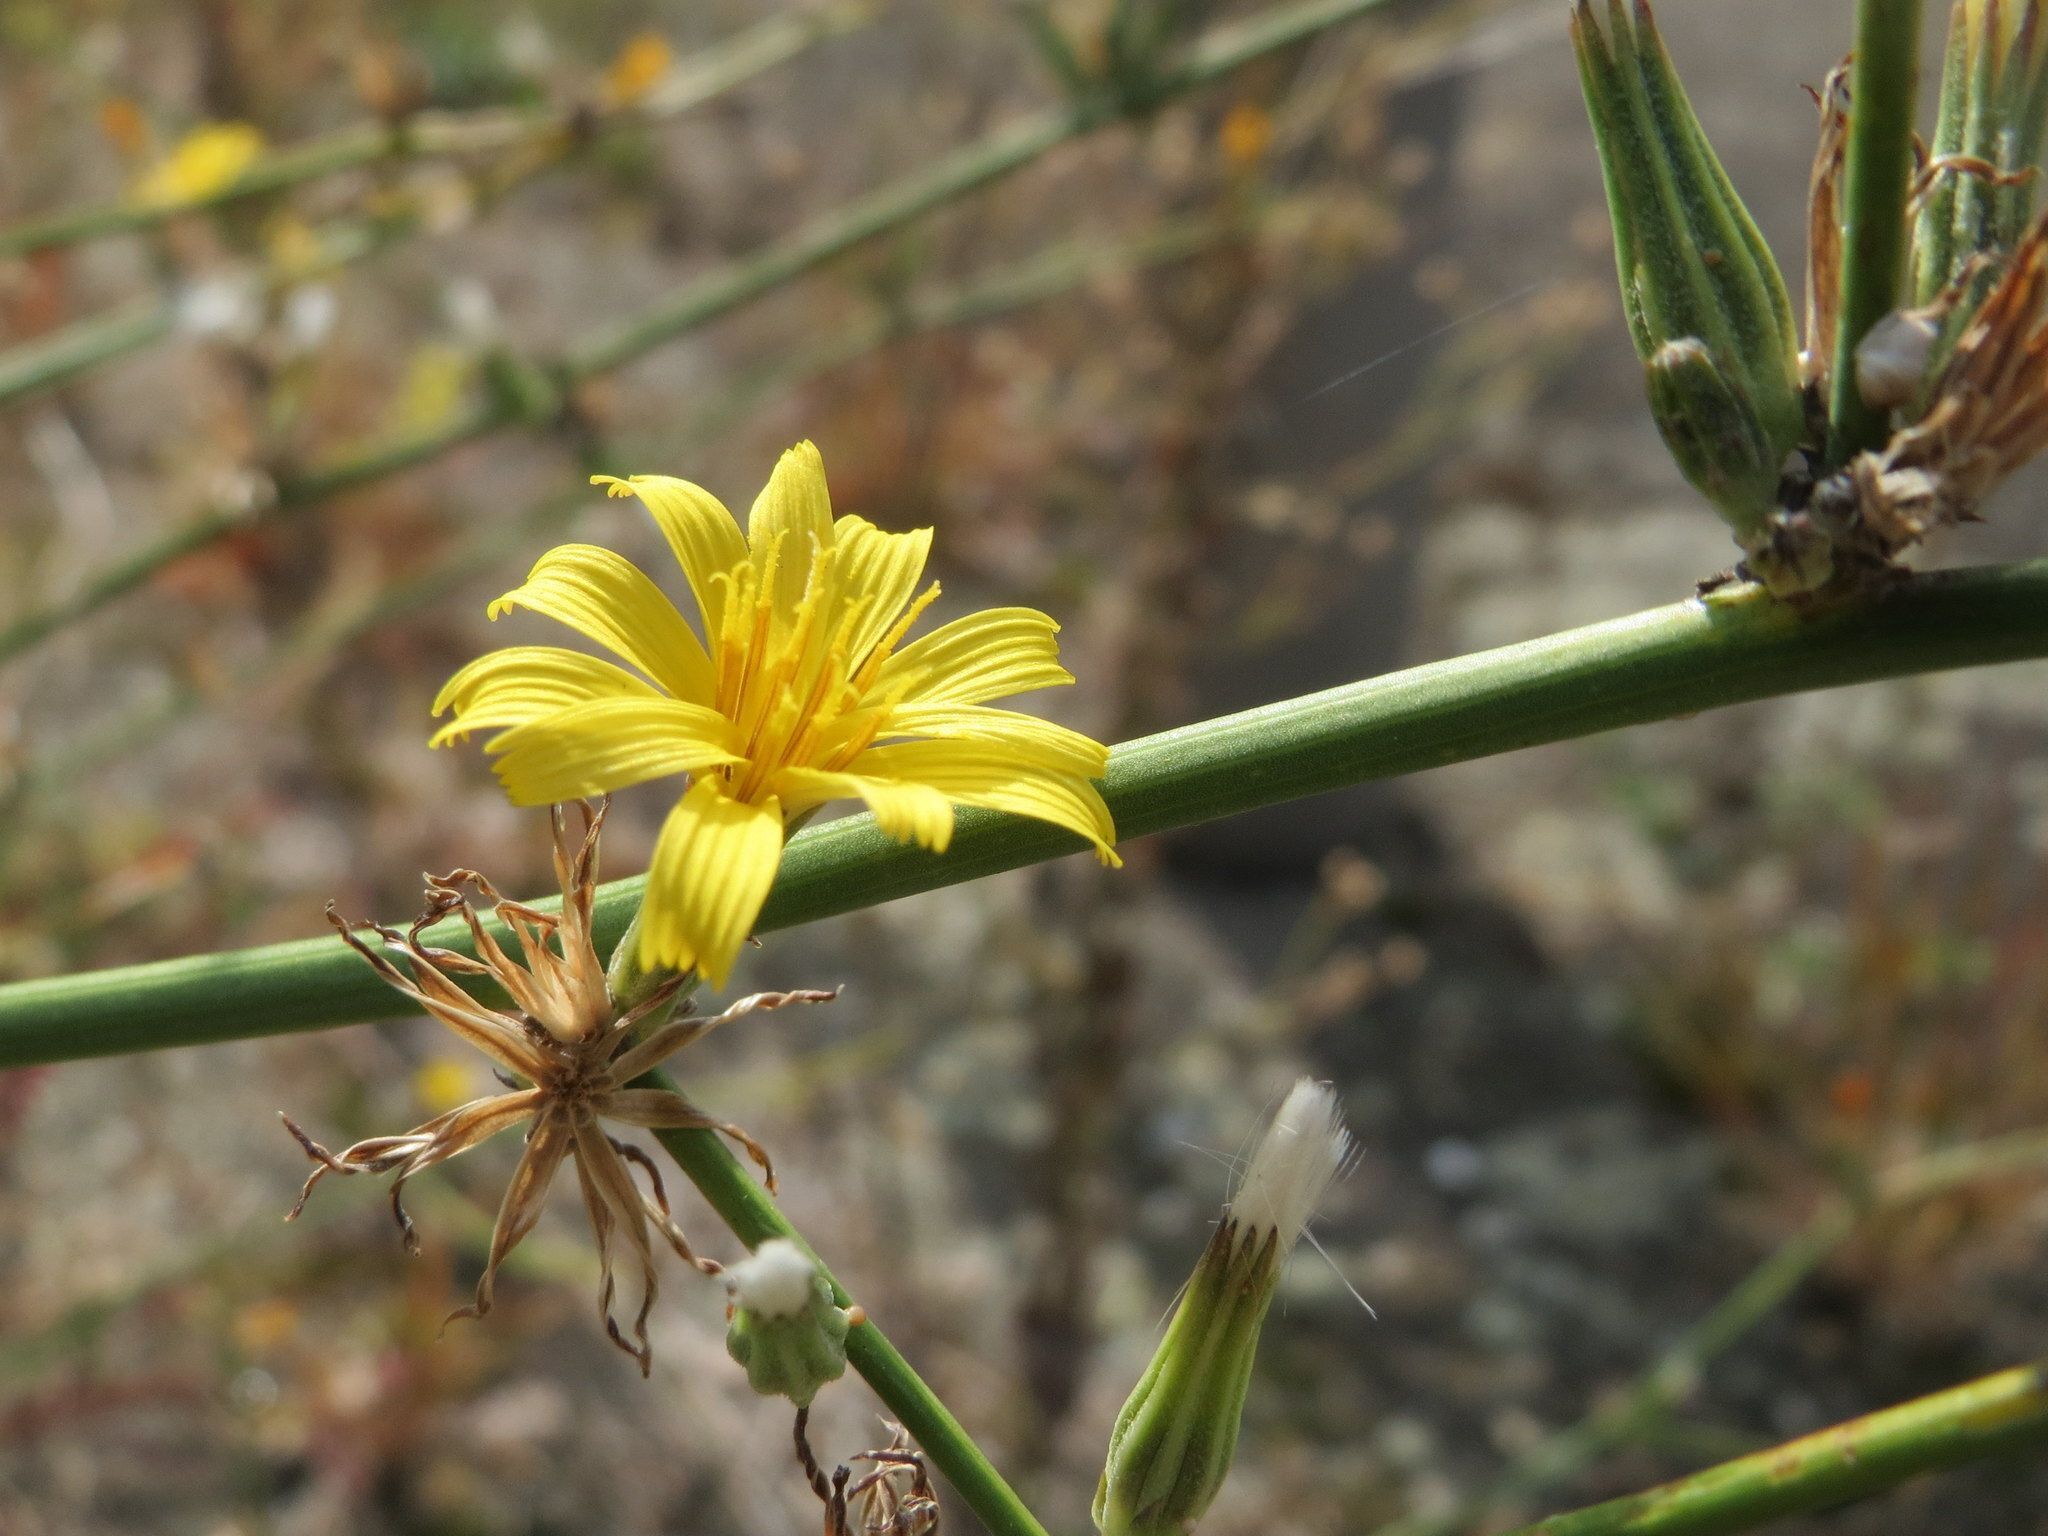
[279,799,837,1375]
[794,1411,941,1536]
[1574,0,2048,595]
[1093,1079,1358,1536]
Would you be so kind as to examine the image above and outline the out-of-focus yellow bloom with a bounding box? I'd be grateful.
[605,31,675,107]
[133,121,265,208]
[435,442,1119,986]
[1219,102,1273,169]
[411,1056,475,1115]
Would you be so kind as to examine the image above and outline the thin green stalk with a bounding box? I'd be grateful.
[1369,1125,2048,1536]
[643,1069,1048,1536]
[0,0,1397,671]
[1826,0,1924,462]
[1497,1360,2048,1536]
[0,301,176,405]
[0,6,867,263]
[4,559,2048,1066]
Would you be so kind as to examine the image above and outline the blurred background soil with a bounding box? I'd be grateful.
[2,1,2046,1533]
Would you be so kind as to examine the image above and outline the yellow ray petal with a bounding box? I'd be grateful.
[869,607,1073,707]
[747,441,834,610]
[487,699,740,806]
[843,739,1119,863]
[770,765,957,849]
[875,703,1109,778]
[430,646,662,747]
[489,544,714,703]
[592,474,748,639]
[831,515,933,662]
[640,780,786,986]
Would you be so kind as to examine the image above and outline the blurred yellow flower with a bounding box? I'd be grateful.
[605,31,674,107]
[435,442,1119,986]
[411,1055,475,1115]
[1219,101,1273,169]
[133,121,265,208]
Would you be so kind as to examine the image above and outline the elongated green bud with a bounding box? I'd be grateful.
[724,1239,855,1407]
[1094,1080,1354,1536]
[1572,0,1805,536]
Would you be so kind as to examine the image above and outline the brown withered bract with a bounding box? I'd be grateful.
[1802,58,1851,390]
[794,1410,940,1536]
[281,799,836,1374]
[1840,204,2048,548]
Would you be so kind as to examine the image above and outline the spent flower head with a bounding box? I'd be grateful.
[281,800,836,1374]
[1094,1079,1357,1536]
[435,441,1118,989]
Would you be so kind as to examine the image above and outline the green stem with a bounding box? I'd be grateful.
[1498,1361,2048,1536]
[4,561,2048,1065]
[1826,0,1923,462]
[0,7,866,264]
[0,0,1396,671]
[0,300,176,406]
[644,1073,1048,1536]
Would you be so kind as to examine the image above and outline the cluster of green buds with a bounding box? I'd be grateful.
[724,1238,860,1407]
[1570,0,1809,557]
[1093,1080,1356,1536]
[1573,0,2048,591]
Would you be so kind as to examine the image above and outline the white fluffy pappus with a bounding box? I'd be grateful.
[1226,1077,1354,1254]
[725,1237,820,1319]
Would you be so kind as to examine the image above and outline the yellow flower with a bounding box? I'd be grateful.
[434,442,1119,986]
[133,121,265,208]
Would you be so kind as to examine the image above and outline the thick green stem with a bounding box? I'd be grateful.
[1499,1361,2048,1536]
[0,7,865,263]
[4,561,2048,1066]
[643,1068,1048,1536]
[0,0,1395,671]
[1826,0,1924,461]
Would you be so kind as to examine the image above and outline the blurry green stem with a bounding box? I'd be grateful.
[0,301,175,405]
[1497,1361,2048,1536]
[0,6,867,263]
[1826,0,1923,461]
[0,0,1396,670]
[5,559,2048,1065]
[642,1068,1048,1536]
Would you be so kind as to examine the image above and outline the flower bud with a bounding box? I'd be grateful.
[1912,0,2048,309]
[1093,1081,1354,1536]
[724,1239,855,1407]
[1572,0,1805,535]
[1643,339,1788,541]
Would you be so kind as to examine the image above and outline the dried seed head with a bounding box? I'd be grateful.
[281,803,838,1374]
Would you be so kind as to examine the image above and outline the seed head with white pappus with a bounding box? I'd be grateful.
[1093,1079,1356,1536]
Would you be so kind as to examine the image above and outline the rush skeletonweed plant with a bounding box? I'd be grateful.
[433,440,1119,988]
[1574,0,2048,594]
[281,800,835,1374]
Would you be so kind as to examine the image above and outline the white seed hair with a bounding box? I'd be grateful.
[1226,1078,1353,1254]
[726,1237,820,1319]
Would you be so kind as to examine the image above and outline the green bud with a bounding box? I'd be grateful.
[1094,1081,1354,1536]
[1643,339,1785,541]
[1912,0,2048,309]
[724,1239,854,1407]
[1572,0,1805,533]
